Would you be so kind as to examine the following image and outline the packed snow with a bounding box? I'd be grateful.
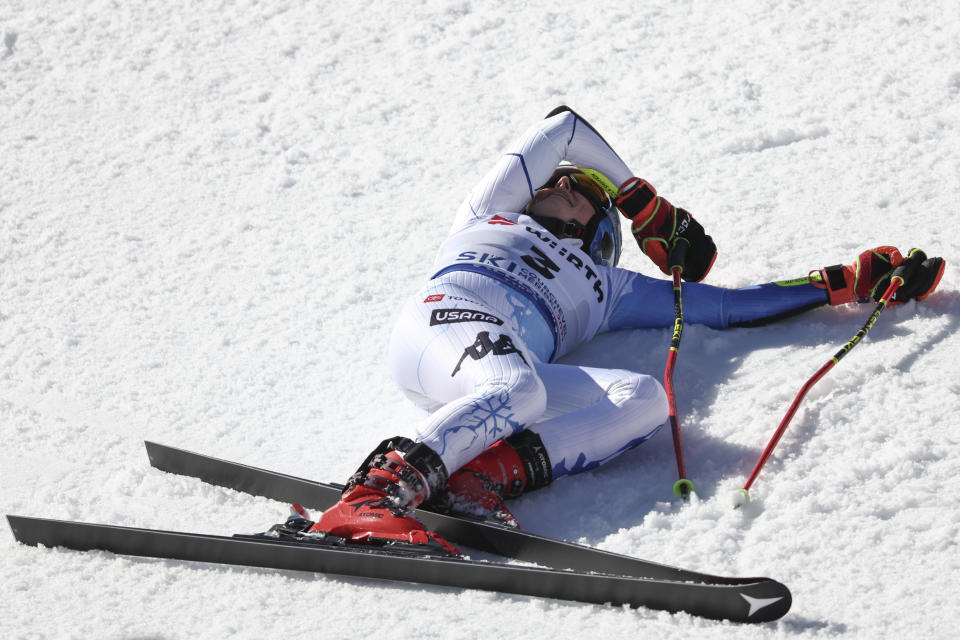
[2,1,959,638]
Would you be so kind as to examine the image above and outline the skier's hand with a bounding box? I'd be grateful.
[815,246,945,305]
[616,178,717,282]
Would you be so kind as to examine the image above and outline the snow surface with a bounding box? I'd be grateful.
[2,1,959,638]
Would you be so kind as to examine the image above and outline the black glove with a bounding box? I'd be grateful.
[889,249,945,304]
[616,177,717,282]
[816,247,945,305]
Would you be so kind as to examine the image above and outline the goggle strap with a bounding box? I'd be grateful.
[533,216,585,239]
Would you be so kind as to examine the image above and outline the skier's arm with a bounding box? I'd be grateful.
[450,108,632,229]
[601,245,945,331]
[602,271,829,331]
[544,107,718,282]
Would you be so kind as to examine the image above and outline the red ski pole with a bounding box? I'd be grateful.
[733,257,920,507]
[664,242,695,500]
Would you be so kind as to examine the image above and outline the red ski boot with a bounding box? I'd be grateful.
[442,430,553,528]
[308,437,459,556]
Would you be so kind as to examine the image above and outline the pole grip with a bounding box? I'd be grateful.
[668,239,689,273]
[888,248,926,294]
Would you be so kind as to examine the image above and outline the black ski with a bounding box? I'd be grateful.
[6,515,791,623]
[143,441,784,587]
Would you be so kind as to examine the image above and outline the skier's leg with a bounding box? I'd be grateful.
[310,276,550,546]
[387,275,554,474]
[441,363,668,524]
[531,362,669,478]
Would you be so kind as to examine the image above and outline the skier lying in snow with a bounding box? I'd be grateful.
[307,106,945,554]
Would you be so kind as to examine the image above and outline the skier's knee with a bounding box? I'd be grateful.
[608,372,668,422]
[607,371,670,432]
[477,366,547,434]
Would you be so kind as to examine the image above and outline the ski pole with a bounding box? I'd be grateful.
[664,241,695,500]
[733,257,921,507]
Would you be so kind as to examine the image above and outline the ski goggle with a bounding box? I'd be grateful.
[531,167,614,215]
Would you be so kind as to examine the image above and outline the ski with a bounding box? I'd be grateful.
[6,515,790,623]
[143,441,786,587]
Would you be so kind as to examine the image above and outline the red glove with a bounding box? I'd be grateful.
[616,178,717,282]
[815,247,945,305]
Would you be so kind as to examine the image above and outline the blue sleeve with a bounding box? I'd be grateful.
[603,271,829,331]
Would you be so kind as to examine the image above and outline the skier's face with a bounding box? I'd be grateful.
[526,175,597,225]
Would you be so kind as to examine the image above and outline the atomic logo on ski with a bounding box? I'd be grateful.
[741,593,785,617]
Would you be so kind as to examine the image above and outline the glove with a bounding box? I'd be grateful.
[616,177,717,282]
[815,246,945,306]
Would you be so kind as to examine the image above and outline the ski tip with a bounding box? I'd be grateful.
[738,583,792,622]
